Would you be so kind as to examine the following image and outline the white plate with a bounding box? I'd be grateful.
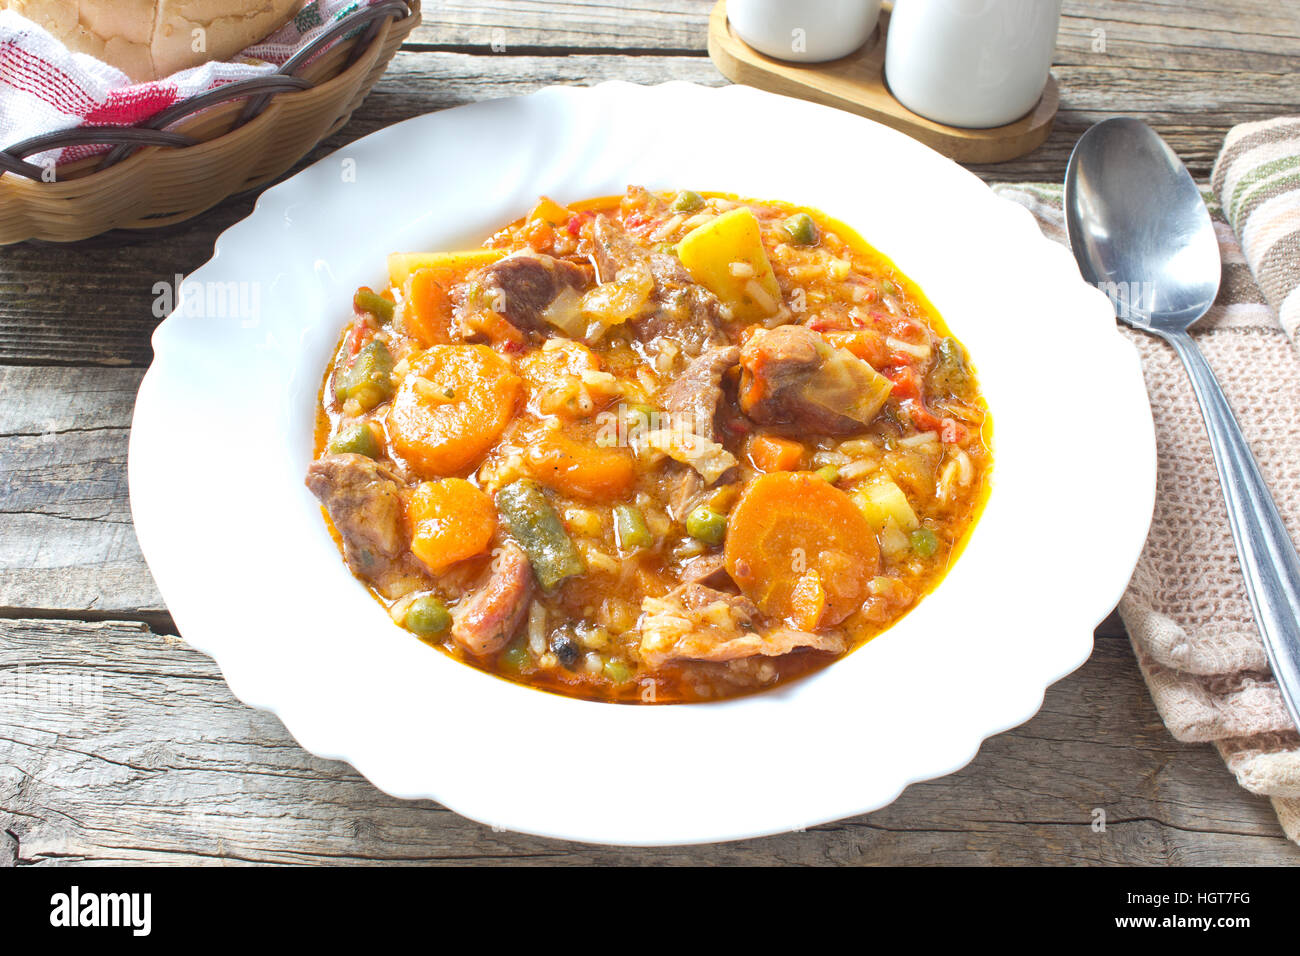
[129,82,1155,846]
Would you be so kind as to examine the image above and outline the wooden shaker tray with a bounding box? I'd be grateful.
[707,0,1058,164]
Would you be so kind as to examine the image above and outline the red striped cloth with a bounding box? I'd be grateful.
[0,0,387,167]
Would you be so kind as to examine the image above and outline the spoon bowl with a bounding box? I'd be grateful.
[1065,117,1221,332]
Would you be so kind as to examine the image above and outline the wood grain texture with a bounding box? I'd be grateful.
[3,618,1296,865]
[0,367,164,622]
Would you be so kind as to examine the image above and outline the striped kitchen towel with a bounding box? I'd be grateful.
[993,148,1300,845]
[1213,117,1300,348]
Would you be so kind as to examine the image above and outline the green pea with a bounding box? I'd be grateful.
[910,528,939,558]
[353,288,395,322]
[814,464,841,484]
[614,504,654,550]
[328,422,380,458]
[672,190,704,212]
[686,506,727,546]
[603,658,633,684]
[781,212,819,245]
[335,340,394,411]
[405,596,451,635]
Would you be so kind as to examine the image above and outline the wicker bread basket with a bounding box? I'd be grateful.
[0,0,420,245]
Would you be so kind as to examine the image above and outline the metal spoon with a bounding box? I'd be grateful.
[1064,117,1300,732]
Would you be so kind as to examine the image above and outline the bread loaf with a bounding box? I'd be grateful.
[4,0,302,82]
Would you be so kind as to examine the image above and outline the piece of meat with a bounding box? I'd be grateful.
[666,465,705,521]
[590,216,725,355]
[660,344,739,443]
[739,325,893,435]
[679,552,731,588]
[635,427,737,485]
[306,453,407,582]
[477,251,589,331]
[450,541,536,656]
[637,582,844,668]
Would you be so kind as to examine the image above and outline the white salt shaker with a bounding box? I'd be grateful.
[728,0,884,63]
[885,0,1062,128]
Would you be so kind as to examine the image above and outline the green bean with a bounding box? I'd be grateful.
[686,505,727,546]
[496,479,586,590]
[335,340,394,411]
[327,422,380,458]
[353,288,394,322]
[404,596,451,635]
[781,212,819,245]
[910,528,939,558]
[614,504,653,550]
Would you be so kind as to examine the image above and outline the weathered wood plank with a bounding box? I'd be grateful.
[2,618,1292,865]
[0,366,163,619]
[410,0,1300,59]
[408,0,709,51]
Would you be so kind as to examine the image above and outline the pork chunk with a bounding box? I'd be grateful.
[306,453,407,582]
[738,325,892,435]
[590,216,726,355]
[637,582,845,668]
[450,541,536,656]
[478,251,589,331]
[660,344,739,443]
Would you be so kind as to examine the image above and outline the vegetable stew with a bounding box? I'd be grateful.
[308,187,992,703]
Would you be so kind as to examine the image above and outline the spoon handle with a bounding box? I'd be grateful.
[1164,328,1300,731]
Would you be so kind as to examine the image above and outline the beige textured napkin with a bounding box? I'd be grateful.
[991,121,1300,844]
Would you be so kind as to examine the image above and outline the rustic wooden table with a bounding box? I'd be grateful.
[3,0,1298,866]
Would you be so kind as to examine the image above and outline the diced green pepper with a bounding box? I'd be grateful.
[353,288,394,322]
[928,336,974,400]
[496,479,586,590]
[405,595,451,635]
[500,644,529,673]
[335,340,394,411]
[685,505,727,546]
[672,190,704,213]
[603,658,633,684]
[327,421,380,458]
[910,528,939,558]
[614,504,653,551]
[879,279,898,297]
[814,464,840,484]
[781,212,819,245]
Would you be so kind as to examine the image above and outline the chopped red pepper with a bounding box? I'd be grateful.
[345,321,371,358]
[565,211,591,237]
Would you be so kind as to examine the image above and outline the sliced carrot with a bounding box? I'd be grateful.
[403,269,453,347]
[788,569,827,631]
[724,471,879,628]
[748,434,805,472]
[525,430,636,502]
[387,345,522,477]
[408,478,497,573]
